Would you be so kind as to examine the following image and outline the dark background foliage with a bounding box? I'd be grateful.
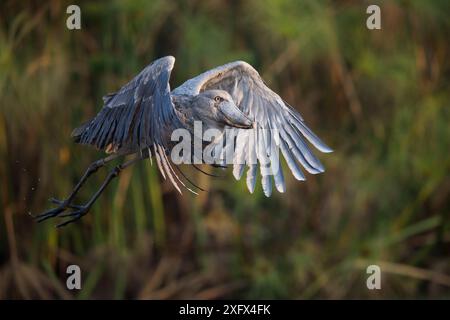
[1,0,449,299]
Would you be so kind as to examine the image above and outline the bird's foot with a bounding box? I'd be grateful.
[56,206,90,228]
[33,197,71,223]
[33,197,83,223]
[34,206,67,223]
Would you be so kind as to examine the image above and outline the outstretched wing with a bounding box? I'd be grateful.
[73,56,194,194]
[73,56,182,154]
[173,61,332,197]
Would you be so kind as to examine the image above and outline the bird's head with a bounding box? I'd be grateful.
[191,90,253,129]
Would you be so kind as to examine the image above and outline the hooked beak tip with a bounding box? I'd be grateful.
[241,116,253,128]
[234,115,253,128]
[219,103,253,128]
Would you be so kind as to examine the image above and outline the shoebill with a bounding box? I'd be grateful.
[36,56,332,227]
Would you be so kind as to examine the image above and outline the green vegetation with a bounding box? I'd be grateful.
[0,0,449,299]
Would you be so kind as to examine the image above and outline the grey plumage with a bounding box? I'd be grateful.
[72,56,332,197]
[73,56,181,154]
[173,59,332,196]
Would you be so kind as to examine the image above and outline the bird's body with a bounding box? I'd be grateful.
[37,56,332,227]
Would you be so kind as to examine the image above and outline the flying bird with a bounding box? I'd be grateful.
[36,56,332,227]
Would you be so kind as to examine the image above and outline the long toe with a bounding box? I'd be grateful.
[56,213,84,228]
[59,207,88,218]
[35,206,67,223]
[56,207,90,228]
[49,197,65,205]
[56,218,78,228]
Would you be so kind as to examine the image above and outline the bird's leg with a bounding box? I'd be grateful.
[35,154,118,222]
[55,156,142,228]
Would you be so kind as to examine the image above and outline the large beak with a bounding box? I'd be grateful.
[218,101,253,128]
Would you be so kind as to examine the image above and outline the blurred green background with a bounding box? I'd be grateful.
[1,0,449,299]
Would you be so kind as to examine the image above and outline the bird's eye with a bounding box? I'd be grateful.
[214,96,224,103]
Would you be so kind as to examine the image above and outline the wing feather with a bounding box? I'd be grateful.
[73,56,182,154]
[71,56,191,193]
[174,60,332,196]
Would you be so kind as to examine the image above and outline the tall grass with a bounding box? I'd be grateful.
[0,0,449,299]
